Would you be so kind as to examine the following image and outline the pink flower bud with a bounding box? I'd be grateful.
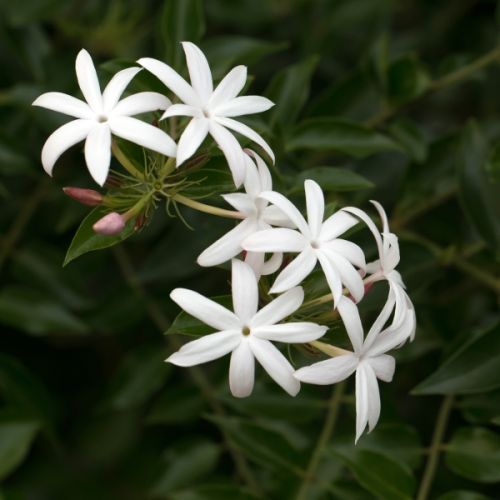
[92,212,125,235]
[63,187,103,206]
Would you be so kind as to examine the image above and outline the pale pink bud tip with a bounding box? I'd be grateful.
[63,187,103,206]
[93,212,125,236]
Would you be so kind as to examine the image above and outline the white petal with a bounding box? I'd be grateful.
[208,120,246,187]
[305,179,324,239]
[249,337,300,396]
[254,150,273,191]
[182,42,213,104]
[167,330,241,366]
[326,239,366,269]
[170,288,239,330]
[244,251,265,277]
[355,363,369,443]
[253,322,327,343]
[214,96,274,117]
[336,296,364,354]
[270,247,317,294]
[232,259,258,324]
[323,249,364,303]
[360,362,381,434]
[161,103,201,119]
[222,193,256,216]
[371,200,390,233]
[41,119,93,176]
[176,118,209,166]
[342,206,383,257]
[229,339,255,397]
[75,49,103,113]
[102,67,142,112]
[138,57,200,107]
[215,116,275,164]
[316,251,343,305]
[241,153,261,197]
[259,191,310,236]
[197,218,257,267]
[320,211,359,242]
[294,354,358,385]
[251,286,304,327]
[84,124,111,186]
[261,252,283,275]
[209,65,247,108]
[109,116,176,157]
[32,92,93,119]
[369,354,395,383]
[113,92,171,116]
[243,228,307,253]
[363,289,397,352]
[262,205,295,228]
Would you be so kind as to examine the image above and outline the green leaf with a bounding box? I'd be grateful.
[286,118,402,157]
[388,119,428,164]
[413,321,500,395]
[63,207,135,266]
[445,427,500,483]
[160,0,205,70]
[266,55,319,128]
[0,418,40,481]
[438,491,490,500]
[332,448,416,500]
[458,122,500,250]
[458,390,500,425]
[387,54,430,105]
[290,166,374,193]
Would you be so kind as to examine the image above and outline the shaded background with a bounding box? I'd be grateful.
[0,0,499,498]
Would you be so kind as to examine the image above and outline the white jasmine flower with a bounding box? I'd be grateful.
[167,259,327,397]
[33,49,176,186]
[197,150,291,276]
[294,296,413,442]
[242,180,366,305]
[139,42,275,187]
[343,201,416,342]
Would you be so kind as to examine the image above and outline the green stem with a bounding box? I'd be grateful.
[295,382,345,500]
[172,194,245,220]
[416,395,455,500]
[111,141,145,180]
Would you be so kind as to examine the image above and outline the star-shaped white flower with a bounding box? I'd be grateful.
[343,201,416,342]
[197,150,291,276]
[167,259,327,397]
[33,49,177,186]
[139,42,275,187]
[294,296,413,442]
[242,179,366,305]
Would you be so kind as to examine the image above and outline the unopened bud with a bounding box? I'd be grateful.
[63,187,103,206]
[93,212,125,235]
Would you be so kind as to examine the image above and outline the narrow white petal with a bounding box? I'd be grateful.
[363,289,397,352]
[102,67,142,112]
[336,296,365,354]
[323,249,364,303]
[109,116,176,157]
[251,286,304,327]
[167,330,241,367]
[197,218,257,267]
[138,57,200,106]
[270,247,317,294]
[209,65,247,108]
[243,228,307,253]
[176,118,209,166]
[252,149,273,191]
[32,92,93,119]
[355,363,369,443]
[253,322,327,343]
[232,259,259,324]
[41,119,93,176]
[259,191,309,236]
[84,124,111,186]
[305,180,324,239]
[161,103,201,119]
[215,116,275,163]
[294,354,358,385]
[182,42,213,104]
[320,211,359,242]
[113,92,171,116]
[214,96,274,117]
[170,288,239,330]
[342,206,383,257]
[316,251,343,305]
[244,251,265,277]
[249,337,300,396]
[221,193,256,216]
[262,205,295,228]
[326,239,366,269]
[362,362,381,433]
[371,200,390,234]
[75,49,103,113]
[229,339,255,397]
[369,354,395,383]
[208,120,246,187]
[261,252,283,275]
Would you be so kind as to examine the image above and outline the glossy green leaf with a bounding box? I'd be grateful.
[446,427,500,483]
[458,390,500,425]
[388,119,428,163]
[413,321,500,395]
[290,166,374,193]
[286,118,402,157]
[63,207,136,266]
[387,55,430,105]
